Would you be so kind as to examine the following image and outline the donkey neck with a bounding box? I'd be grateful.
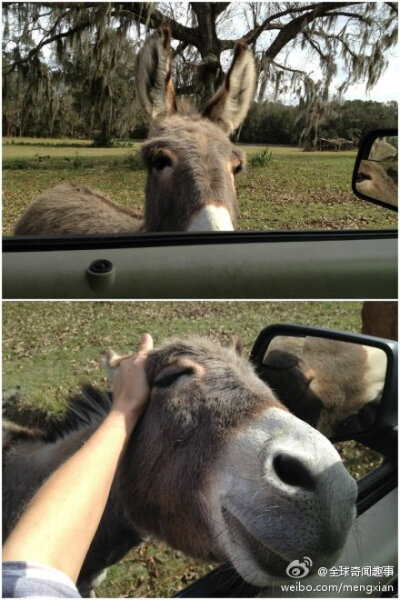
[3,425,97,539]
[3,422,142,590]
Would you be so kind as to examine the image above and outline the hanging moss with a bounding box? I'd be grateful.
[2,2,397,145]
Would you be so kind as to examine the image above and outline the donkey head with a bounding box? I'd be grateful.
[356,160,398,207]
[112,337,357,586]
[136,28,256,231]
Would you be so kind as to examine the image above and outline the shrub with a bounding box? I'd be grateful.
[249,148,272,168]
[13,160,31,170]
[72,152,84,169]
[123,151,142,170]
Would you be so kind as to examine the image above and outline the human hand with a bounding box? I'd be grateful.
[111,333,153,422]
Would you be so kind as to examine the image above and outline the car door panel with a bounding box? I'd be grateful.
[3,231,397,299]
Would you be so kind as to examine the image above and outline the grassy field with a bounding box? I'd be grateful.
[3,301,382,597]
[2,137,397,234]
[3,136,94,147]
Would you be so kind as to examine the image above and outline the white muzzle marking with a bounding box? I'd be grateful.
[187,205,234,231]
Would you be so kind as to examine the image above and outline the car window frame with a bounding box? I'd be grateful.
[4,227,398,252]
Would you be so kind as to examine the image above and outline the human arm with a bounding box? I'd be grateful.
[2,333,153,584]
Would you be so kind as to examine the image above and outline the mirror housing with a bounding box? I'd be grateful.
[250,324,397,456]
[352,128,398,211]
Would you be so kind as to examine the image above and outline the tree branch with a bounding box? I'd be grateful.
[243,4,319,46]
[264,3,358,60]
[386,3,398,14]
[221,4,318,50]
[302,31,328,60]
[326,11,373,20]
[271,60,308,77]
[172,41,189,59]
[3,2,199,75]
[212,3,230,18]
[120,3,198,45]
[3,13,90,75]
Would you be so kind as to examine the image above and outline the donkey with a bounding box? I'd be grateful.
[3,337,357,596]
[369,137,398,162]
[355,136,398,206]
[356,159,398,207]
[14,28,256,235]
[362,301,397,341]
[258,336,387,436]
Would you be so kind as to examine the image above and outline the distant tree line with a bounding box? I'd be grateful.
[2,35,142,145]
[3,65,397,148]
[239,99,398,146]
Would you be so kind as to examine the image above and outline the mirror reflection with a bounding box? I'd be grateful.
[258,335,387,438]
[356,135,398,207]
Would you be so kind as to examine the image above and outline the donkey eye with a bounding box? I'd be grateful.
[357,172,371,182]
[154,367,194,388]
[152,154,173,171]
[232,162,243,175]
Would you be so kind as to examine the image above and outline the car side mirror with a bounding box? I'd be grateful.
[352,128,398,211]
[250,324,397,456]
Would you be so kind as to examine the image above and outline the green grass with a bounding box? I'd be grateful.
[3,136,139,148]
[3,301,382,597]
[3,301,364,410]
[3,143,140,160]
[2,138,397,234]
[3,136,94,147]
[96,541,214,598]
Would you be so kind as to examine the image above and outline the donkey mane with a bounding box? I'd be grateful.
[3,385,112,447]
[52,385,112,440]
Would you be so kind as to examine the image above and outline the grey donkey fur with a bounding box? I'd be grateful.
[14,28,256,235]
[3,336,356,596]
[3,337,279,595]
[258,336,386,436]
[356,159,398,207]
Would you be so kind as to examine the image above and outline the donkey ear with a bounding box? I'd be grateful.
[202,41,256,135]
[101,349,135,390]
[136,26,177,123]
[225,336,244,357]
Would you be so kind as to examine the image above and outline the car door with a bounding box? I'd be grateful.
[3,229,397,299]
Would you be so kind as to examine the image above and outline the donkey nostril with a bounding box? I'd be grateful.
[273,453,316,491]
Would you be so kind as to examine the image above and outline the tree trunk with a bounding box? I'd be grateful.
[191,3,224,105]
[97,120,112,147]
[198,58,222,106]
